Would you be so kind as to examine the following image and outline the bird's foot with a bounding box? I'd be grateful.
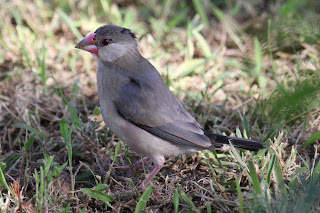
[134,157,151,170]
[138,161,164,191]
[113,157,151,176]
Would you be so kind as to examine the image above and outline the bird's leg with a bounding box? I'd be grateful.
[113,157,150,171]
[135,157,150,170]
[113,163,131,171]
[139,160,164,190]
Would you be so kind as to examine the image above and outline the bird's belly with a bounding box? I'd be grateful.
[105,116,197,163]
[99,99,200,163]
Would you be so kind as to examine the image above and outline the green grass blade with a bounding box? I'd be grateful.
[59,119,69,139]
[81,162,99,185]
[54,74,82,128]
[192,0,209,26]
[14,123,46,140]
[248,160,262,195]
[273,157,287,197]
[0,167,13,195]
[39,46,47,94]
[193,30,211,58]
[180,191,195,208]
[112,141,121,163]
[135,184,152,213]
[311,153,320,185]
[210,3,224,21]
[40,167,44,199]
[266,154,276,185]
[206,203,212,213]
[173,188,179,213]
[34,169,41,211]
[235,176,244,213]
[253,37,262,76]
[300,130,320,149]
[57,8,82,39]
[61,203,70,213]
[229,145,246,168]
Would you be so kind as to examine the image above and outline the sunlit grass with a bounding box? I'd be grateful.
[0,0,319,212]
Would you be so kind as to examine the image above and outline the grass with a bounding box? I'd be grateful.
[1,0,320,212]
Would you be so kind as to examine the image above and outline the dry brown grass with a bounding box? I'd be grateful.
[1,0,320,212]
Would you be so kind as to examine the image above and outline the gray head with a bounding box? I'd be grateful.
[76,25,139,63]
[95,25,136,43]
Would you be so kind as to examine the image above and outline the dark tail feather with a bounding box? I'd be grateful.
[205,131,265,151]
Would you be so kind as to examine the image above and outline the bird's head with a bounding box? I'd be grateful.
[75,25,138,63]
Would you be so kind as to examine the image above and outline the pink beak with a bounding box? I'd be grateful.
[75,33,98,54]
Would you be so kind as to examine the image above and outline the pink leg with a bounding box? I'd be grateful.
[113,163,131,170]
[139,161,164,190]
[113,157,150,171]
[135,157,150,170]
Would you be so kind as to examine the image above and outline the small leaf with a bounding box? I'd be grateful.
[258,75,267,89]
[93,107,101,115]
[49,162,67,182]
[44,156,54,176]
[25,134,35,152]
[81,188,113,205]
[94,184,109,192]
[242,117,250,138]
[0,162,5,171]
[236,128,242,138]
[113,141,121,162]
[59,119,69,139]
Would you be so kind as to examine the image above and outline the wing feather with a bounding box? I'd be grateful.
[114,62,211,148]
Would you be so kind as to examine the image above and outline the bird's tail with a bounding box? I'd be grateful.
[205,131,265,151]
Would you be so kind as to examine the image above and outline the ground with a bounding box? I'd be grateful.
[1,0,320,212]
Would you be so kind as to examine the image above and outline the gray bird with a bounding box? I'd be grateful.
[75,25,264,190]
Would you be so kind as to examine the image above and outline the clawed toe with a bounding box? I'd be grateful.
[112,157,151,177]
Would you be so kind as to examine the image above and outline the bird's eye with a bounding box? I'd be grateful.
[101,39,110,46]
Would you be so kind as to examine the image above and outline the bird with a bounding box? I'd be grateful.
[75,25,264,190]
